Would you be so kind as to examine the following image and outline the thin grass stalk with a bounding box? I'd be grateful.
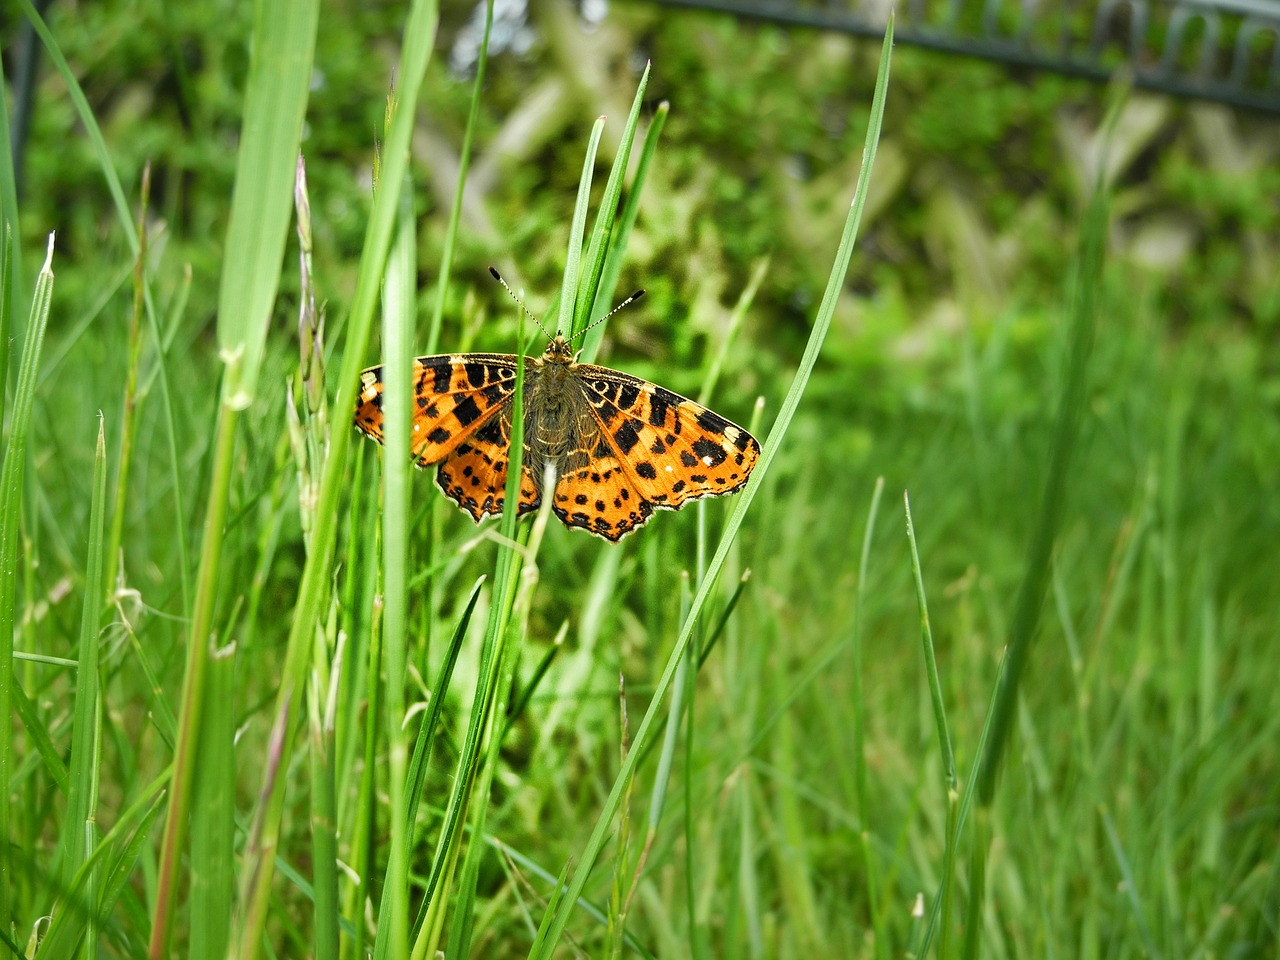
[149,383,239,954]
[698,257,766,405]
[528,23,894,955]
[409,336,529,957]
[336,447,372,820]
[425,0,492,355]
[919,642,1003,956]
[448,476,552,958]
[351,591,384,960]
[0,235,55,927]
[960,807,990,960]
[406,580,484,847]
[153,3,320,950]
[683,584,707,957]
[606,673,634,960]
[903,491,960,957]
[374,172,417,960]
[445,578,528,958]
[189,643,236,960]
[653,571,691,832]
[973,124,1109,812]
[418,0,492,675]
[308,618,344,960]
[57,416,108,956]
[104,163,151,597]
[234,6,438,953]
[851,477,886,959]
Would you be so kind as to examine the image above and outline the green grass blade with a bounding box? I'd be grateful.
[559,119,604,338]
[0,225,12,432]
[16,0,133,242]
[974,179,1107,805]
[12,678,68,791]
[406,579,483,843]
[0,67,24,340]
[372,171,417,960]
[57,415,108,921]
[103,166,151,599]
[307,620,342,960]
[214,1,320,402]
[852,478,886,960]
[582,101,668,362]
[189,643,236,960]
[903,491,960,956]
[528,19,895,957]
[425,0,493,355]
[152,2,321,952]
[0,236,55,927]
[409,319,529,958]
[573,62,650,337]
[242,5,439,953]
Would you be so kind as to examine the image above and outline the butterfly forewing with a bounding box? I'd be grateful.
[355,353,521,465]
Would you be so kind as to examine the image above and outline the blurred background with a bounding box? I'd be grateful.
[4,0,1279,955]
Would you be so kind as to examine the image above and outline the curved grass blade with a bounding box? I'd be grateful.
[0,236,56,927]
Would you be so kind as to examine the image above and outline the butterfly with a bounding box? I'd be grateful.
[354,277,760,541]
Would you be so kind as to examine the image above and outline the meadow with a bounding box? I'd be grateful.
[1,1,1278,957]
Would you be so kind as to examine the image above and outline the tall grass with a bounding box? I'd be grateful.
[3,3,1278,958]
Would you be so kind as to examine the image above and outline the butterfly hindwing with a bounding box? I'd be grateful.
[435,415,542,523]
[550,365,759,539]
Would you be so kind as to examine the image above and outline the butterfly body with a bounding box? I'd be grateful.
[355,335,759,541]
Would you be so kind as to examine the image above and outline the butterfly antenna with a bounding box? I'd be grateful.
[570,287,647,344]
[489,267,554,340]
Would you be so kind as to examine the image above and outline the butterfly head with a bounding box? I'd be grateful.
[544,333,577,365]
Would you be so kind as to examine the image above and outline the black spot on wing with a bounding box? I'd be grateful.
[650,387,680,427]
[432,364,451,394]
[453,396,482,426]
[481,382,510,405]
[475,419,505,444]
[614,420,640,454]
[635,462,657,480]
[696,408,729,435]
[617,383,640,411]
[691,438,727,466]
[464,362,487,387]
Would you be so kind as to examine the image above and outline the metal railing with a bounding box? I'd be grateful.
[653,0,1280,112]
